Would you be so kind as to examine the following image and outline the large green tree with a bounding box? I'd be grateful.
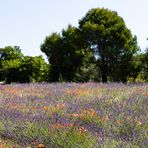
[79,8,138,82]
[41,25,85,82]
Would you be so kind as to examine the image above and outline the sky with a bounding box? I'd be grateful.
[0,0,148,59]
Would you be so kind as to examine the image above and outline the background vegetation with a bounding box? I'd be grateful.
[0,8,147,83]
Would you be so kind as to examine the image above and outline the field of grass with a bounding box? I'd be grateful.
[0,83,147,147]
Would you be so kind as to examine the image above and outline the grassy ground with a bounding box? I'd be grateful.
[0,83,147,147]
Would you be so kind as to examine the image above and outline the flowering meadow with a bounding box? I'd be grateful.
[0,83,147,147]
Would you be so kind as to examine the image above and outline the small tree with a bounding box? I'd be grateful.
[19,56,49,83]
[1,59,21,83]
[0,46,23,81]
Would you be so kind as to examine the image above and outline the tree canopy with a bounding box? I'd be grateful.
[0,46,23,61]
[41,8,139,82]
[41,25,85,82]
[0,8,147,83]
[79,8,138,82]
[0,46,48,83]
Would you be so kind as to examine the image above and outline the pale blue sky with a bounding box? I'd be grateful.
[0,0,148,58]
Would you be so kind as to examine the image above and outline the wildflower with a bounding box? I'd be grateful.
[63,123,74,127]
[116,119,123,126]
[43,106,49,111]
[78,127,87,135]
[144,92,148,96]
[71,113,81,117]
[1,144,5,148]
[56,103,66,110]
[54,123,65,129]
[38,144,44,148]
[136,120,142,126]
[32,107,39,111]
[126,116,131,121]
[61,103,66,108]
[49,122,74,133]
[82,109,97,116]
[101,115,109,122]
[94,132,103,141]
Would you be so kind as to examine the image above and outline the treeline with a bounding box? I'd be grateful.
[0,46,49,83]
[0,8,148,83]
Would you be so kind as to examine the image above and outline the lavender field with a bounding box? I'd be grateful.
[0,83,148,147]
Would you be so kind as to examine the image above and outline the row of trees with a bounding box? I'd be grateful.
[0,46,49,83]
[41,8,147,82]
[0,8,148,83]
[0,45,147,83]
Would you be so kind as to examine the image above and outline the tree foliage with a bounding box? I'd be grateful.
[0,46,48,83]
[19,56,49,83]
[0,46,23,81]
[41,25,85,82]
[41,8,139,82]
[0,46,23,61]
[1,8,147,83]
[141,48,148,81]
[79,8,138,82]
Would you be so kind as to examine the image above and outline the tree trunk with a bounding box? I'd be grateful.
[100,46,107,83]
[101,65,107,83]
